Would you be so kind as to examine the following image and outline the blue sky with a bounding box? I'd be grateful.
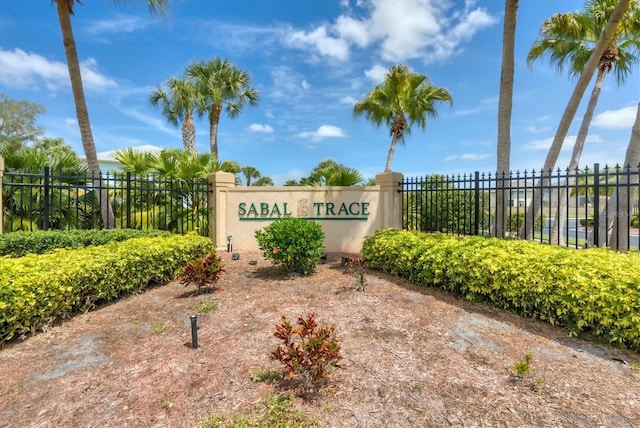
[1,0,638,184]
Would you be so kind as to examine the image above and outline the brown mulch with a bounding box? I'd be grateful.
[1,251,639,428]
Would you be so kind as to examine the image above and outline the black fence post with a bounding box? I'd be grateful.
[474,171,480,236]
[593,163,600,247]
[43,166,50,231]
[126,172,132,229]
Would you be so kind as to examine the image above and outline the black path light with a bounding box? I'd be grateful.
[227,235,233,252]
[190,315,198,349]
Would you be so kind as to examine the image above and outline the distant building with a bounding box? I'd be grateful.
[81,145,164,172]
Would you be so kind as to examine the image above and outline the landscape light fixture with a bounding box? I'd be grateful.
[190,315,198,349]
[227,235,233,252]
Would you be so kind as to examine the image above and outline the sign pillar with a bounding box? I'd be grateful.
[208,171,236,249]
[375,171,403,230]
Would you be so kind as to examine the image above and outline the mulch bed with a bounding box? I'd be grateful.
[1,250,639,427]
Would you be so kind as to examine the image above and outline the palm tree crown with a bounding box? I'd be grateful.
[527,0,640,84]
[149,76,200,152]
[353,64,452,172]
[186,57,259,159]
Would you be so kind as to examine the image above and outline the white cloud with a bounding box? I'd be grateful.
[0,48,117,92]
[527,124,551,133]
[247,124,274,133]
[445,153,490,161]
[296,125,346,142]
[368,0,442,62]
[84,14,151,36]
[364,64,387,83]
[340,96,357,105]
[335,15,369,47]
[592,106,637,130]
[282,0,497,64]
[269,66,306,99]
[301,80,311,90]
[79,58,119,91]
[285,26,350,61]
[453,107,481,117]
[523,134,603,151]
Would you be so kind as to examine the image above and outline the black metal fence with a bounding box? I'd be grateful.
[3,167,210,236]
[401,163,640,251]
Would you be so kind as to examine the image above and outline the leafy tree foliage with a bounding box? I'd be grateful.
[0,94,45,151]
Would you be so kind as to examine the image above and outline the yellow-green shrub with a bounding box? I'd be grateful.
[362,229,640,351]
[0,234,212,344]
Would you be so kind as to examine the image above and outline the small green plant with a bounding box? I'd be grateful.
[271,314,342,397]
[161,397,173,411]
[178,253,225,294]
[194,300,218,313]
[199,394,317,428]
[151,322,167,335]
[250,367,283,384]
[580,217,595,227]
[343,257,367,291]
[255,217,325,276]
[507,213,545,233]
[514,352,533,377]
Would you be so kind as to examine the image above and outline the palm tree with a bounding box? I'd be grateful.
[353,64,452,172]
[605,103,640,250]
[326,167,363,186]
[495,0,519,238]
[253,176,274,186]
[527,0,640,245]
[186,58,260,159]
[53,0,169,228]
[113,147,156,176]
[112,148,240,234]
[149,76,200,152]
[522,0,633,239]
[241,166,261,186]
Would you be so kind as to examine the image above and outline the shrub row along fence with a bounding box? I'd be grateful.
[2,167,210,236]
[401,163,640,251]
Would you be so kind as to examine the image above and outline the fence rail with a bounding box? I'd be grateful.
[401,163,640,251]
[2,167,210,236]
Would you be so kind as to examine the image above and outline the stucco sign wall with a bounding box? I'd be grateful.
[208,171,403,253]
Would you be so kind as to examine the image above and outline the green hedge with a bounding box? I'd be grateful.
[0,229,172,257]
[0,234,212,344]
[362,229,640,352]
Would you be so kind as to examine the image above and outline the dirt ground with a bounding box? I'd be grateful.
[1,250,639,428]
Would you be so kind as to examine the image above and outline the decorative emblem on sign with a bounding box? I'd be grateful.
[297,198,308,217]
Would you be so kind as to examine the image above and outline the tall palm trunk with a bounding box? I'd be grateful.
[182,114,197,152]
[521,0,631,239]
[589,102,640,250]
[495,0,518,238]
[55,1,114,228]
[386,111,407,172]
[550,67,607,245]
[209,105,222,160]
[384,134,400,172]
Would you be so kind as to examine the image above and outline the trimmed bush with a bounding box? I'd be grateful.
[255,217,325,276]
[0,234,212,344]
[0,229,171,257]
[362,229,640,352]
